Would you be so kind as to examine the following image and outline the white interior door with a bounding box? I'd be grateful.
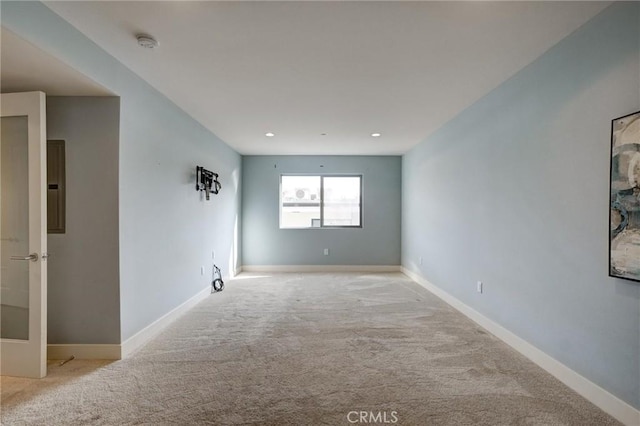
[0,91,47,378]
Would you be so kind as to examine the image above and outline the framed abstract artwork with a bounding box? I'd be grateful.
[609,110,640,282]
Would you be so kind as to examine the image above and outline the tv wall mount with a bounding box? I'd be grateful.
[196,166,221,200]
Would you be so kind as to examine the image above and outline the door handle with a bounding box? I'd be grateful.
[10,253,38,262]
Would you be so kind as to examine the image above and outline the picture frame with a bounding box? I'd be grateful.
[609,110,640,282]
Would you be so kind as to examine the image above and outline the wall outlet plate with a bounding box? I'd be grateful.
[477,281,483,293]
[324,248,329,256]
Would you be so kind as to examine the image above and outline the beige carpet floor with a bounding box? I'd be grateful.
[1,273,620,425]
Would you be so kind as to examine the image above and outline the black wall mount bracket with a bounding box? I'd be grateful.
[196,166,221,200]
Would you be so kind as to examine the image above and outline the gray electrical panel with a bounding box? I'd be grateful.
[47,140,65,233]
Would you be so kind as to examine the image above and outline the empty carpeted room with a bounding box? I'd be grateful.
[0,1,639,425]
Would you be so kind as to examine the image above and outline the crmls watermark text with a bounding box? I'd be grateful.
[347,411,398,424]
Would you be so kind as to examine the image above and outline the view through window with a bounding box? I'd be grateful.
[280,175,362,228]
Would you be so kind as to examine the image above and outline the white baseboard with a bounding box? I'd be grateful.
[47,286,213,361]
[241,265,401,273]
[48,344,121,360]
[121,286,211,358]
[401,267,640,426]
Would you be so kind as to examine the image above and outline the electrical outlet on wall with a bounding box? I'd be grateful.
[419,256,423,265]
[201,266,205,276]
[212,250,215,259]
[324,248,329,256]
[477,281,483,294]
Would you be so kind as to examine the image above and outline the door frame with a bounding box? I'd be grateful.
[0,91,47,378]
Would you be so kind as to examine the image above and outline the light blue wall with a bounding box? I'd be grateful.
[402,2,640,409]
[2,2,242,342]
[47,97,121,344]
[242,156,401,266]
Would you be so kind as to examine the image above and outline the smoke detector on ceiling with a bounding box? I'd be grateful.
[136,34,158,49]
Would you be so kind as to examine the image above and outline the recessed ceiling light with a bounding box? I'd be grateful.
[136,34,159,49]
[265,132,275,137]
[371,133,381,137]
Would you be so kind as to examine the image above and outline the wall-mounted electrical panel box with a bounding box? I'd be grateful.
[47,140,66,233]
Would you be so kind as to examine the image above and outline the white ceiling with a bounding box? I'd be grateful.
[0,27,112,96]
[43,1,609,155]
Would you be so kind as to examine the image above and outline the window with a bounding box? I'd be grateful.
[280,175,362,229]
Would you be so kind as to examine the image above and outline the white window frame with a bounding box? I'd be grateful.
[279,174,363,229]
